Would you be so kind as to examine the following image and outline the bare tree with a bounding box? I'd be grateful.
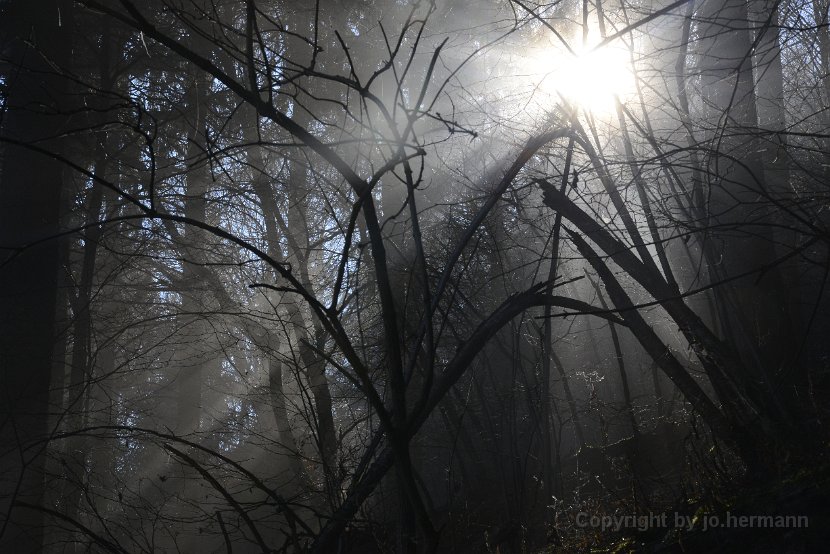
[2,1,828,552]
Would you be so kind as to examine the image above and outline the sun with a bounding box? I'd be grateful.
[522,37,636,115]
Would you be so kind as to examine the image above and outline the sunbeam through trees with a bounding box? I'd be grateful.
[1,1,830,552]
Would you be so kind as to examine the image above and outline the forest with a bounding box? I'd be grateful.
[1,0,829,552]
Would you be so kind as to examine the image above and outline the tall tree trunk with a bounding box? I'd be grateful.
[753,0,812,421]
[174,66,212,437]
[61,28,114,539]
[0,1,70,550]
[244,111,338,494]
[242,113,309,487]
[585,272,640,440]
[540,139,573,504]
[813,1,830,122]
[697,0,802,446]
[284,144,339,492]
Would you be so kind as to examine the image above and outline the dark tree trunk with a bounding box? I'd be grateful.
[696,0,814,465]
[0,1,71,550]
[174,62,213,438]
[698,0,796,396]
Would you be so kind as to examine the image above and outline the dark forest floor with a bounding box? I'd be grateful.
[559,464,830,553]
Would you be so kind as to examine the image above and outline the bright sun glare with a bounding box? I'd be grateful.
[523,37,635,114]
